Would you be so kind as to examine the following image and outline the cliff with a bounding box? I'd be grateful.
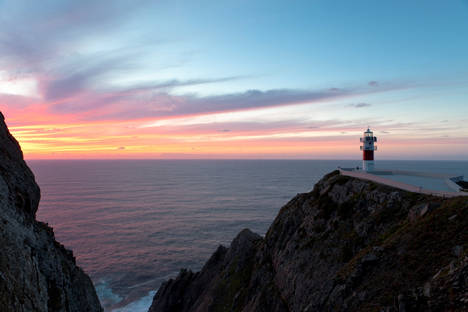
[149,171,467,311]
[0,112,103,311]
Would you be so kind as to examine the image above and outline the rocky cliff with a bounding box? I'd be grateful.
[149,171,467,312]
[0,112,103,311]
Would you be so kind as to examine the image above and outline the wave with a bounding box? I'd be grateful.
[112,290,157,312]
[95,280,123,308]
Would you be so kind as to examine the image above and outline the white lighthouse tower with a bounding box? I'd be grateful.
[360,128,377,171]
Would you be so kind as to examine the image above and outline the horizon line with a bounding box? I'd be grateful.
[24,158,468,162]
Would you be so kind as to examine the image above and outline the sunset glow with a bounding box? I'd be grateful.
[1,1,468,160]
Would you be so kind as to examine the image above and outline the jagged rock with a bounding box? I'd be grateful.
[148,229,264,312]
[424,282,431,297]
[453,245,464,257]
[0,112,102,312]
[373,246,384,253]
[425,256,468,310]
[150,170,468,312]
[361,253,378,263]
[408,202,441,223]
[449,214,458,221]
[398,294,406,312]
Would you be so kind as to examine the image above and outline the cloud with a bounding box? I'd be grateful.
[188,88,350,113]
[116,76,245,93]
[45,60,242,101]
[0,1,149,68]
[0,0,171,103]
[368,81,379,87]
[347,102,372,108]
[43,56,134,101]
[1,0,370,122]
[44,74,246,116]
[84,87,353,121]
[0,1,403,127]
[139,118,402,136]
[41,75,397,123]
[0,1,412,132]
[0,94,37,109]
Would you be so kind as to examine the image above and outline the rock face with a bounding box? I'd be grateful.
[0,112,103,311]
[149,171,467,312]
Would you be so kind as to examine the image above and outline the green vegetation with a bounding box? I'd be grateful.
[211,256,255,312]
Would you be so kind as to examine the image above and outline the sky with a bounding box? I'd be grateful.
[1,0,468,160]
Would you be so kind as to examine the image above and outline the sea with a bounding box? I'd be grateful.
[28,159,468,311]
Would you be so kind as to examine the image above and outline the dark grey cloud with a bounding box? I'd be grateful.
[187,89,349,114]
[347,103,372,108]
[49,76,246,114]
[82,87,352,121]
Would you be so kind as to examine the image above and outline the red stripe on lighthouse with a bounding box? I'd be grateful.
[363,150,374,160]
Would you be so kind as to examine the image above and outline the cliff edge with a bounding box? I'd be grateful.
[149,171,467,311]
[0,112,102,311]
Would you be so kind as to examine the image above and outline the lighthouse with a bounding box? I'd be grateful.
[360,128,377,171]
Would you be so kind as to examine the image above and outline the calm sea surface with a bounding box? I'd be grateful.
[28,160,468,311]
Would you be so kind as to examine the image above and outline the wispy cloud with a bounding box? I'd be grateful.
[86,87,354,121]
[346,102,372,108]
[0,1,149,68]
[43,55,134,101]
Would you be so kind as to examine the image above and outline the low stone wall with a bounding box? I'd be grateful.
[339,169,466,198]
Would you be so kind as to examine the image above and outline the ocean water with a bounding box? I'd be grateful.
[28,160,468,311]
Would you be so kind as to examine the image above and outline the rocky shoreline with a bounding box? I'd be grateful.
[149,171,467,312]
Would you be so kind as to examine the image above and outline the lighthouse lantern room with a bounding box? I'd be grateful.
[360,128,377,171]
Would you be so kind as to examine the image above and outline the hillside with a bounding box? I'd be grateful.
[149,171,467,312]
